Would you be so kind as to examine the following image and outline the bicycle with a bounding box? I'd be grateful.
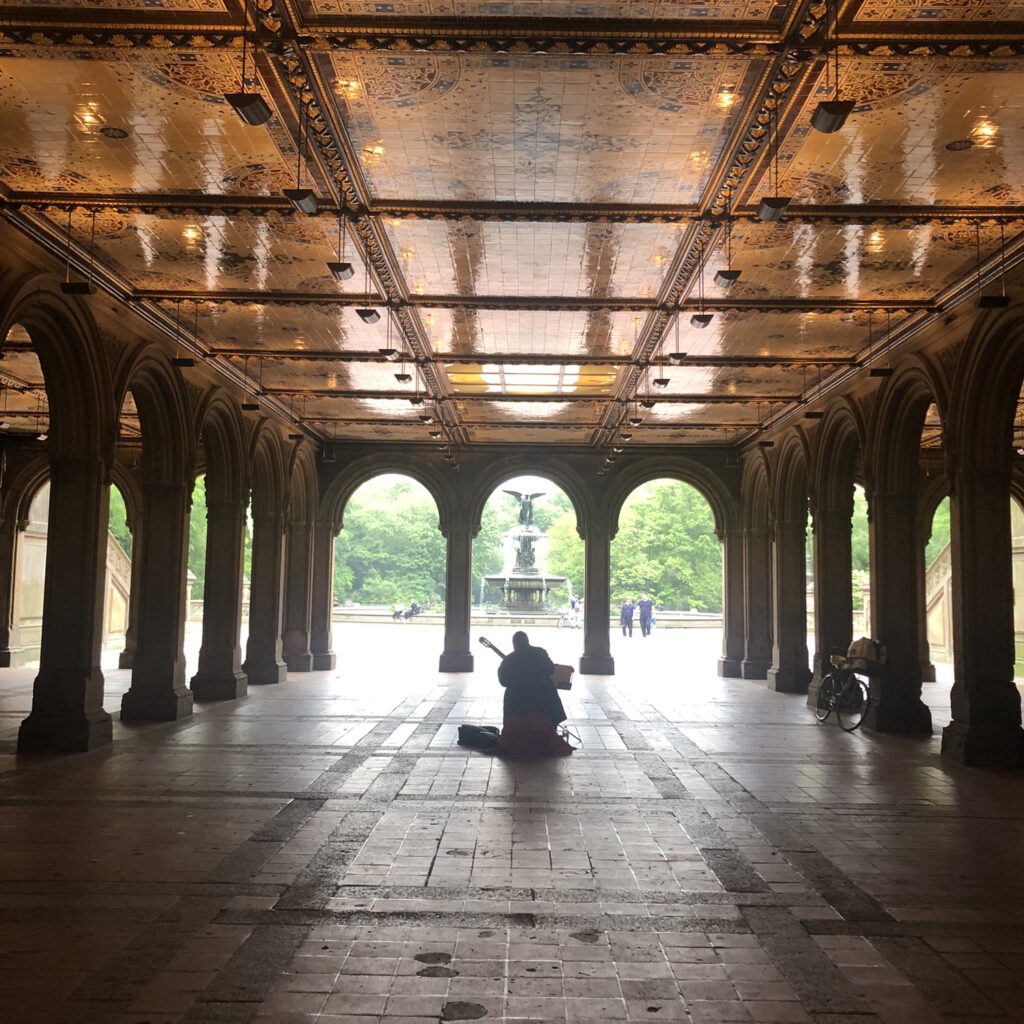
[815,653,872,731]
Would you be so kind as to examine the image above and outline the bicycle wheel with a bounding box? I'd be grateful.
[837,676,869,732]
[815,673,839,722]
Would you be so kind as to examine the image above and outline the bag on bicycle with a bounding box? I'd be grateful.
[847,636,886,675]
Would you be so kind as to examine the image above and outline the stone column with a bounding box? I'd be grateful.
[867,489,932,733]
[0,511,22,667]
[120,479,194,721]
[581,511,614,675]
[18,455,113,751]
[244,511,288,684]
[117,527,141,670]
[741,523,772,678]
[807,499,854,706]
[439,510,473,672]
[190,498,247,700]
[941,468,1024,765]
[310,519,337,671]
[717,523,744,678]
[766,514,811,693]
[282,517,314,671]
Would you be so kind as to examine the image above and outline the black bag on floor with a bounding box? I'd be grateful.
[458,724,500,750]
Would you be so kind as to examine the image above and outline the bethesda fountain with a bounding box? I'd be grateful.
[484,490,569,612]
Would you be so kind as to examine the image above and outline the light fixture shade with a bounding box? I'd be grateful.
[394,372,412,384]
[60,280,95,295]
[241,400,260,411]
[428,430,442,438]
[757,196,791,222]
[225,92,273,126]
[288,432,304,441]
[868,367,893,378]
[640,399,655,410]
[619,432,633,441]
[668,351,688,363]
[690,312,714,329]
[283,188,318,215]
[172,356,196,368]
[418,413,434,424]
[378,347,400,361]
[758,440,775,449]
[628,416,643,427]
[327,260,354,281]
[357,307,381,324]
[714,268,742,288]
[652,377,670,389]
[804,410,824,420]
[978,294,1011,309]
[409,395,424,406]
[811,99,855,134]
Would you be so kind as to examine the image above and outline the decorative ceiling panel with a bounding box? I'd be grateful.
[305,1,780,17]
[649,361,806,399]
[703,221,1005,303]
[634,425,746,443]
[456,399,600,423]
[381,217,683,299]
[764,61,1024,207]
[466,424,594,444]
[0,54,292,196]
[1,0,227,8]
[427,309,646,357]
[854,1,1024,21]
[445,365,620,397]
[639,400,762,426]
[57,209,370,294]
[322,51,758,203]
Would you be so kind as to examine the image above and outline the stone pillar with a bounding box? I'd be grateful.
[807,499,854,706]
[0,511,22,667]
[18,455,113,751]
[766,514,811,693]
[867,489,932,733]
[120,479,194,721]
[117,527,141,670]
[310,519,337,671]
[244,511,288,684]
[718,523,744,678]
[439,510,473,672]
[741,523,772,678]
[941,468,1024,765]
[581,511,614,675]
[190,498,247,701]
[282,517,314,671]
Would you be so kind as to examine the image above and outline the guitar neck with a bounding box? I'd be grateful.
[478,637,505,659]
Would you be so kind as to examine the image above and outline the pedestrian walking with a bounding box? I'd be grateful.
[637,593,654,637]
[620,597,635,637]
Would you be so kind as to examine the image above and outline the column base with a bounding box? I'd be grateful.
[243,660,287,685]
[806,676,823,708]
[580,654,615,675]
[864,683,932,734]
[741,658,770,680]
[312,652,336,671]
[766,666,810,694]
[190,670,248,702]
[941,719,1024,767]
[717,657,742,679]
[120,686,193,722]
[439,651,474,672]
[284,651,314,672]
[18,708,113,753]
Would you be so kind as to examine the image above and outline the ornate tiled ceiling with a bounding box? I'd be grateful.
[0,0,1022,449]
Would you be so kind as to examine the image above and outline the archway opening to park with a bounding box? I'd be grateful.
[609,478,722,666]
[331,473,446,659]
[851,484,871,638]
[104,481,134,669]
[472,475,583,663]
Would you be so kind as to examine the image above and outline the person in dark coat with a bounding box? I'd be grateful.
[620,597,635,637]
[637,593,654,637]
[497,631,572,757]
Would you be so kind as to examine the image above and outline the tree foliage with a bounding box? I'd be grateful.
[926,496,950,568]
[108,485,132,555]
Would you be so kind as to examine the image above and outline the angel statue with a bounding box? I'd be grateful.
[503,489,544,527]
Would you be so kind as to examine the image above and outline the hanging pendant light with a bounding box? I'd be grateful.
[757,104,791,222]
[356,248,380,323]
[668,312,687,364]
[225,1,272,126]
[327,209,354,281]
[868,310,893,378]
[173,301,198,367]
[804,363,824,419]
[978,221,1011,309]
[690,237,713,328]
[283,106,318,214]
[240,355,260,411]
[811,0,855,133]
[714,198,742,287]
[379,305,400,361]
[60,208,96,295]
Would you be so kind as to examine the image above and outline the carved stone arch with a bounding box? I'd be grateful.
[947,307,1024,472]
[771,432,810,526]
[116,349,195,487]
[811,401,863,517]
[462,453,589,541]
[5,456,51,528]
[249,419,289,519]
[740,453,769,531]
[110,461,143,534]
[194,389,248,508]
[605,455,734,541]
[319,451,450,535]
[866,361,944,495]
[286,443,318,526]
[0,273,114,461]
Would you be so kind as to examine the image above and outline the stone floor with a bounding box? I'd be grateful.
[1,624,1023,1024]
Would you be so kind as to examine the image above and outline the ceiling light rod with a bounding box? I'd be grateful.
[714,196,742,288]
[225,0,272,126]
[691,235,713,328]
[356,243,381,323]
[811,0,855,134]
[327,210,354,281]
[757,102,791,222]
[669,312,687,364]
[283,107,318,215]
[978,220,1011,308]
[60,208,96,295]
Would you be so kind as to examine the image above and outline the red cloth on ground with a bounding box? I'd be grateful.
[498,711,574,758]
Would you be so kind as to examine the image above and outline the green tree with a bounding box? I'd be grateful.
[108,485,132,555]
[188,474,207,599]
[926,496,950,568]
